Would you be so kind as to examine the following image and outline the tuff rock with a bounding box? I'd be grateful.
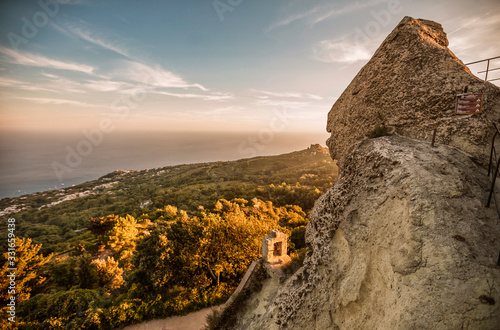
[229,17,500,329]
[327,16,500,167]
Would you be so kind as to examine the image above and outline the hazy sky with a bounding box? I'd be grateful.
[0,0,499,135]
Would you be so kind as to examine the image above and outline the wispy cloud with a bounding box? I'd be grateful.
[0,77,60,92]
[312,0,386,25]
[185,106,246,120]
[155,91,233,101]
[256,99,312,109]
[83,80,133,92]
[251,89,324,100]
[312,39,372,63]
[249,88,333,121]
[63,0,89,5]
[68,25,131,58]
[3,19,231,107]
[267,0,387,31]
[267,6,322,31]
[16,97,110,109]
[116,60,208,91]
[448,11,500,61]
[0,47,95,74]
[55,19,210,91]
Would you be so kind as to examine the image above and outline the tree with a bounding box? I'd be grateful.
[132,221,174,291]
[48,257,77,289]
[132,199,288,295]
[92,257,124,290]
[107,215,150,269]
[77,254,98,289]
[88,215,119,244]
[0,238,52,305]
[290,226,307,250]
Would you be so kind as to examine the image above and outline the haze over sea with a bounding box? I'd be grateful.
[0,130,328,199]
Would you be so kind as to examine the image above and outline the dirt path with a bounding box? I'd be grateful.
[122,305,222,330]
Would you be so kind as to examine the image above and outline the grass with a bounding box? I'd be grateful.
[367,125,390,138]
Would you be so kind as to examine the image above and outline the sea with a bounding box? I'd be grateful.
[0,130,330,199]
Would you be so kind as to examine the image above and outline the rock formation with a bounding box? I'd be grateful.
[327,17,500,167]
[228,17,500,329]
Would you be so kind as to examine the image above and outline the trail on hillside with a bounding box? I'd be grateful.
[123,305,222,330]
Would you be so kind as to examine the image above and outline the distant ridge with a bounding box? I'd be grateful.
[0,145,337,254]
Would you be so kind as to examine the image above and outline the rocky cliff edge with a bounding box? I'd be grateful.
[229,17,500,330]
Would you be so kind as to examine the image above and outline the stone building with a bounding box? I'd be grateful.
[262,230,290,264]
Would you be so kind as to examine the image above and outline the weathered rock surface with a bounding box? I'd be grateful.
[229,17,500,330]
[327,16,500,167]
[275,136,500,329]
[233,136,500,329]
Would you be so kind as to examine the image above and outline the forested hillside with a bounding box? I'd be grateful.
[0,145,337,329]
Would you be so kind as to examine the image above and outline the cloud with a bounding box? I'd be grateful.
[448,11,500,61]
[312,39,372,63]
[55,20,206,90]
[62,0,89,5]
[116,60,208,91]
[267,6,323,31]
[0,77,60,92]
[3,20,228,105]
[155,91,233,101]
[311,0,387,25]
[83,80,133,92]
[251,89,324,100]
[267,0,387,31]
[16,97,109,109]
[256,99,312,109]
[185,106,245,120]
[50,19,212,93]
[0,47,95,74]
[67,25,131,58]
[250,89,333,113]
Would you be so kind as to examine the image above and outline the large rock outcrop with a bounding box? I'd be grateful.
[234,135,500,329]
[327,16,500,166]
[274,136,500,329]
[229,17,500,329]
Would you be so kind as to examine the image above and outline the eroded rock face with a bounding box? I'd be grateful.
[273,136,500,329]
[230,16,500,330]
[234,136,500,329]
[326,16,500,167]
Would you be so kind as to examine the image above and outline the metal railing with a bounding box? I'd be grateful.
[466,56,500,82]
[486,122,500,266]
[486,122,500,213]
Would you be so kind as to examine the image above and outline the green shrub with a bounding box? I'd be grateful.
[367,125,390,138]
[290,226,307,250]
[282,248,306,276]
[17,289,106,329]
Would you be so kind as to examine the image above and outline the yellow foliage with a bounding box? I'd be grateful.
[92,257,124,290]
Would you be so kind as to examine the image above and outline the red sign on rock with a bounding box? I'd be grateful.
[455,93,483,114]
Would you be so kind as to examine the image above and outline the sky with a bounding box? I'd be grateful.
[0,0,499,136]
